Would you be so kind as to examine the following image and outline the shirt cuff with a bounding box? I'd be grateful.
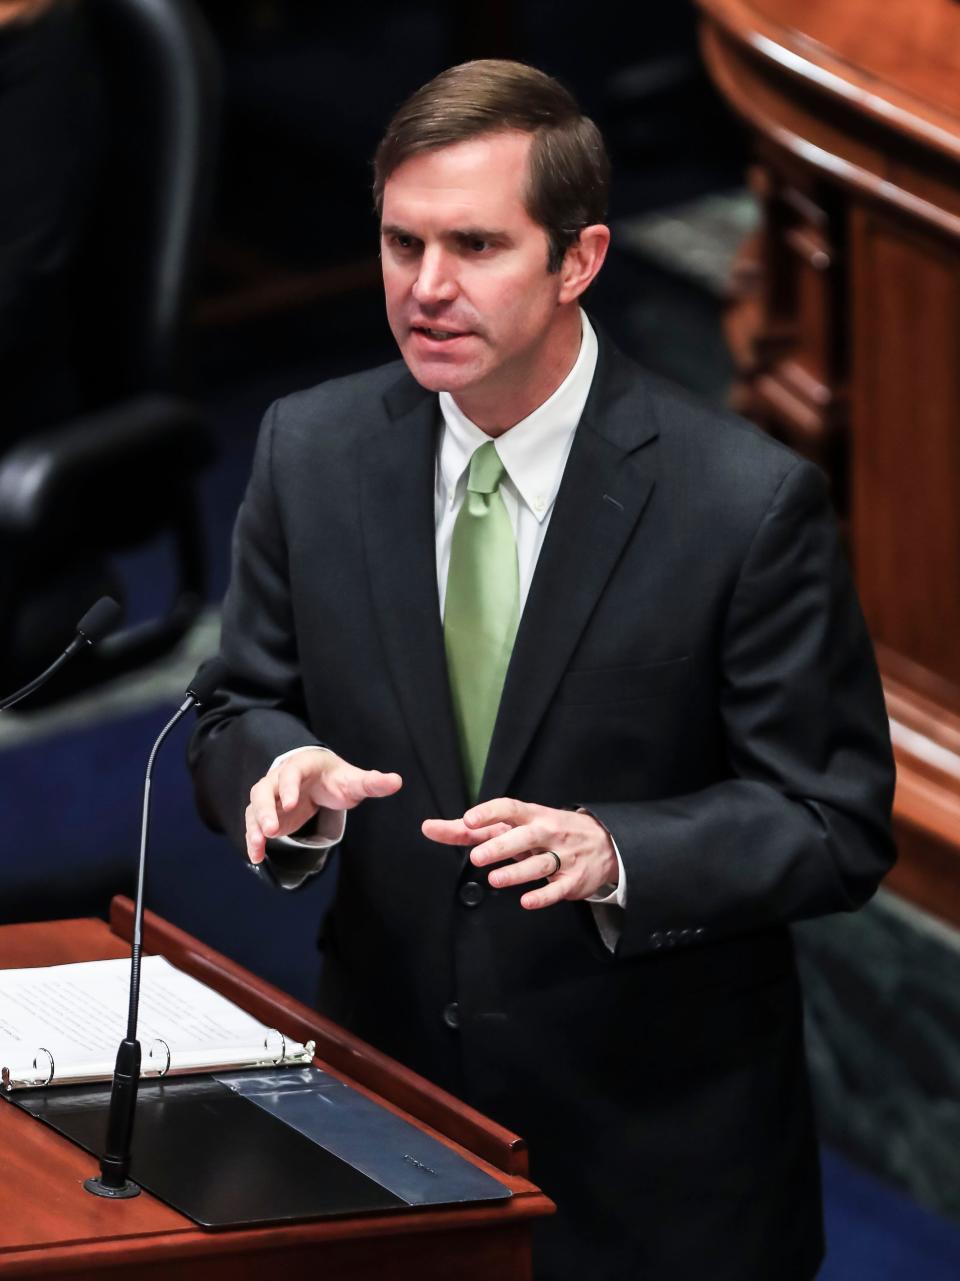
[589,901,625,954]
[268,747,347,849]
[579,809,627,954]
[582,815,627,909]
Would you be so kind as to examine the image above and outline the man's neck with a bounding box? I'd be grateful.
[451,310,584,438]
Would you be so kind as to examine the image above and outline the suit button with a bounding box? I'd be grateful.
[679,928,693,943]
[650,932,664,949]
[442,1002,460,1030]
[695,927,705,938]
[664,930,677,948]
[459,881,484,907]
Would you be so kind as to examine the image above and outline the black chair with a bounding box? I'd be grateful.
[0,0,221,701]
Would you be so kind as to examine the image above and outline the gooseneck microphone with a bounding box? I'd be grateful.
[84,657,228,1200]
[0,596,124,710]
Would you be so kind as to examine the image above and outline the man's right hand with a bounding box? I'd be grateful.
[245,749,402,863]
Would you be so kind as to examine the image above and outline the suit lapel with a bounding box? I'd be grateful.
[361,376,468,819]
[480,343,660,801]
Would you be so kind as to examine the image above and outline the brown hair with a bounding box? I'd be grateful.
[373,60,610,273]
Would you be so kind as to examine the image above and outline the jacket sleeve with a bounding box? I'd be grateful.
[585,459,896,959]
[188,400,325,861]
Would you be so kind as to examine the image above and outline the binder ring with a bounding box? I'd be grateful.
[148,1038,171,1077]
[264,1028,286,1065]
[33,1047,55,1086]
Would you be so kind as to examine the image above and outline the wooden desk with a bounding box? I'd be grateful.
[0,899,552,1280]
[697,0,960,926]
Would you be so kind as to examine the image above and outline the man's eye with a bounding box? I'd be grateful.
[390,234,417,252]
[468,238,488,253]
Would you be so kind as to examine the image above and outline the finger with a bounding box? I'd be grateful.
[487,851,563,889]
[422,818,511,845]
[520,879,569,911]
[330,763,402,804]
[249,776,281,837]
[276,760,305,811]
[359,769,403,797]
[463,797,532,830]
[469,821,551,867]
[244,805,267,864]
[421,818,470,844]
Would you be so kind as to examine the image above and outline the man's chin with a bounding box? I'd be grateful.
[400,351,479,396]
[403,364,447,393]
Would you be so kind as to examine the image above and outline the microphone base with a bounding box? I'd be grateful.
[83,1175,141,1199]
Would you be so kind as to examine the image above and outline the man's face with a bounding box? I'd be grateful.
[380,131,573,427]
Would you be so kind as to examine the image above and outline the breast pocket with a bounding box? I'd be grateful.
[558,656,690,706]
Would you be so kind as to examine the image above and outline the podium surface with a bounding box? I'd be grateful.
[0,899,552,1279]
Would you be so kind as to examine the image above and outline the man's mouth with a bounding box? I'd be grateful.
[412,326,470,342]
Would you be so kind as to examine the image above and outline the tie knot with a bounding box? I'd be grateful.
[467,440,507,496]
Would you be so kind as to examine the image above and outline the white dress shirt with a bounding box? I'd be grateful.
[435,311,595,615]
[272,311,626,948]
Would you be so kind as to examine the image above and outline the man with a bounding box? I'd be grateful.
[191,60,895,1281]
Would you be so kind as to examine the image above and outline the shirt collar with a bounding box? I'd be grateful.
[437,310,599,523]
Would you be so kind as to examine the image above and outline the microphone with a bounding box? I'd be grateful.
[0,596,123,710]
[84,657,229,1200]
[76,596,125,647]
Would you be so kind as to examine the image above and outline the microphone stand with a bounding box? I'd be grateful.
[0,597,122,711]
[1,644,83,712]
[84,661,226,1199]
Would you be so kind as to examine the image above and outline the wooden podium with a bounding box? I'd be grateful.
[0,898,552,1280]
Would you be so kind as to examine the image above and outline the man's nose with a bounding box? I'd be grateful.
[412,246,457,305]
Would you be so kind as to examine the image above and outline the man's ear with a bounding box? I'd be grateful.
[557,224,611,303]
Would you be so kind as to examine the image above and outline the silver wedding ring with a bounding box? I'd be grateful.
[544,850,562,877]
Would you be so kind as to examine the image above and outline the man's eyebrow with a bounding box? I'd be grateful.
[380,223,509,243]
[451,227,508,242]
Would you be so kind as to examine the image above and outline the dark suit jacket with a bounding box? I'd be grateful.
[190,333,895,1281]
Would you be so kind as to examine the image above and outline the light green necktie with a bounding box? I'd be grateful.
[444,440,520,801]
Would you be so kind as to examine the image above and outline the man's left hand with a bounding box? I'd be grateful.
[422,799,619,910]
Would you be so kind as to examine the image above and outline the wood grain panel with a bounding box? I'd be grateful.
[699,16,960,236]
[739,0,960,129]
[850,205,960,687]
[700,0,960,161]
[700,0,960,924]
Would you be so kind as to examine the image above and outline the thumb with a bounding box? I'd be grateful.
[357,768,403,797]
[309,763,402,810]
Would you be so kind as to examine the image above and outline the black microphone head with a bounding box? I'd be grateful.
[76,597,123,646]
[186,657,229,706]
